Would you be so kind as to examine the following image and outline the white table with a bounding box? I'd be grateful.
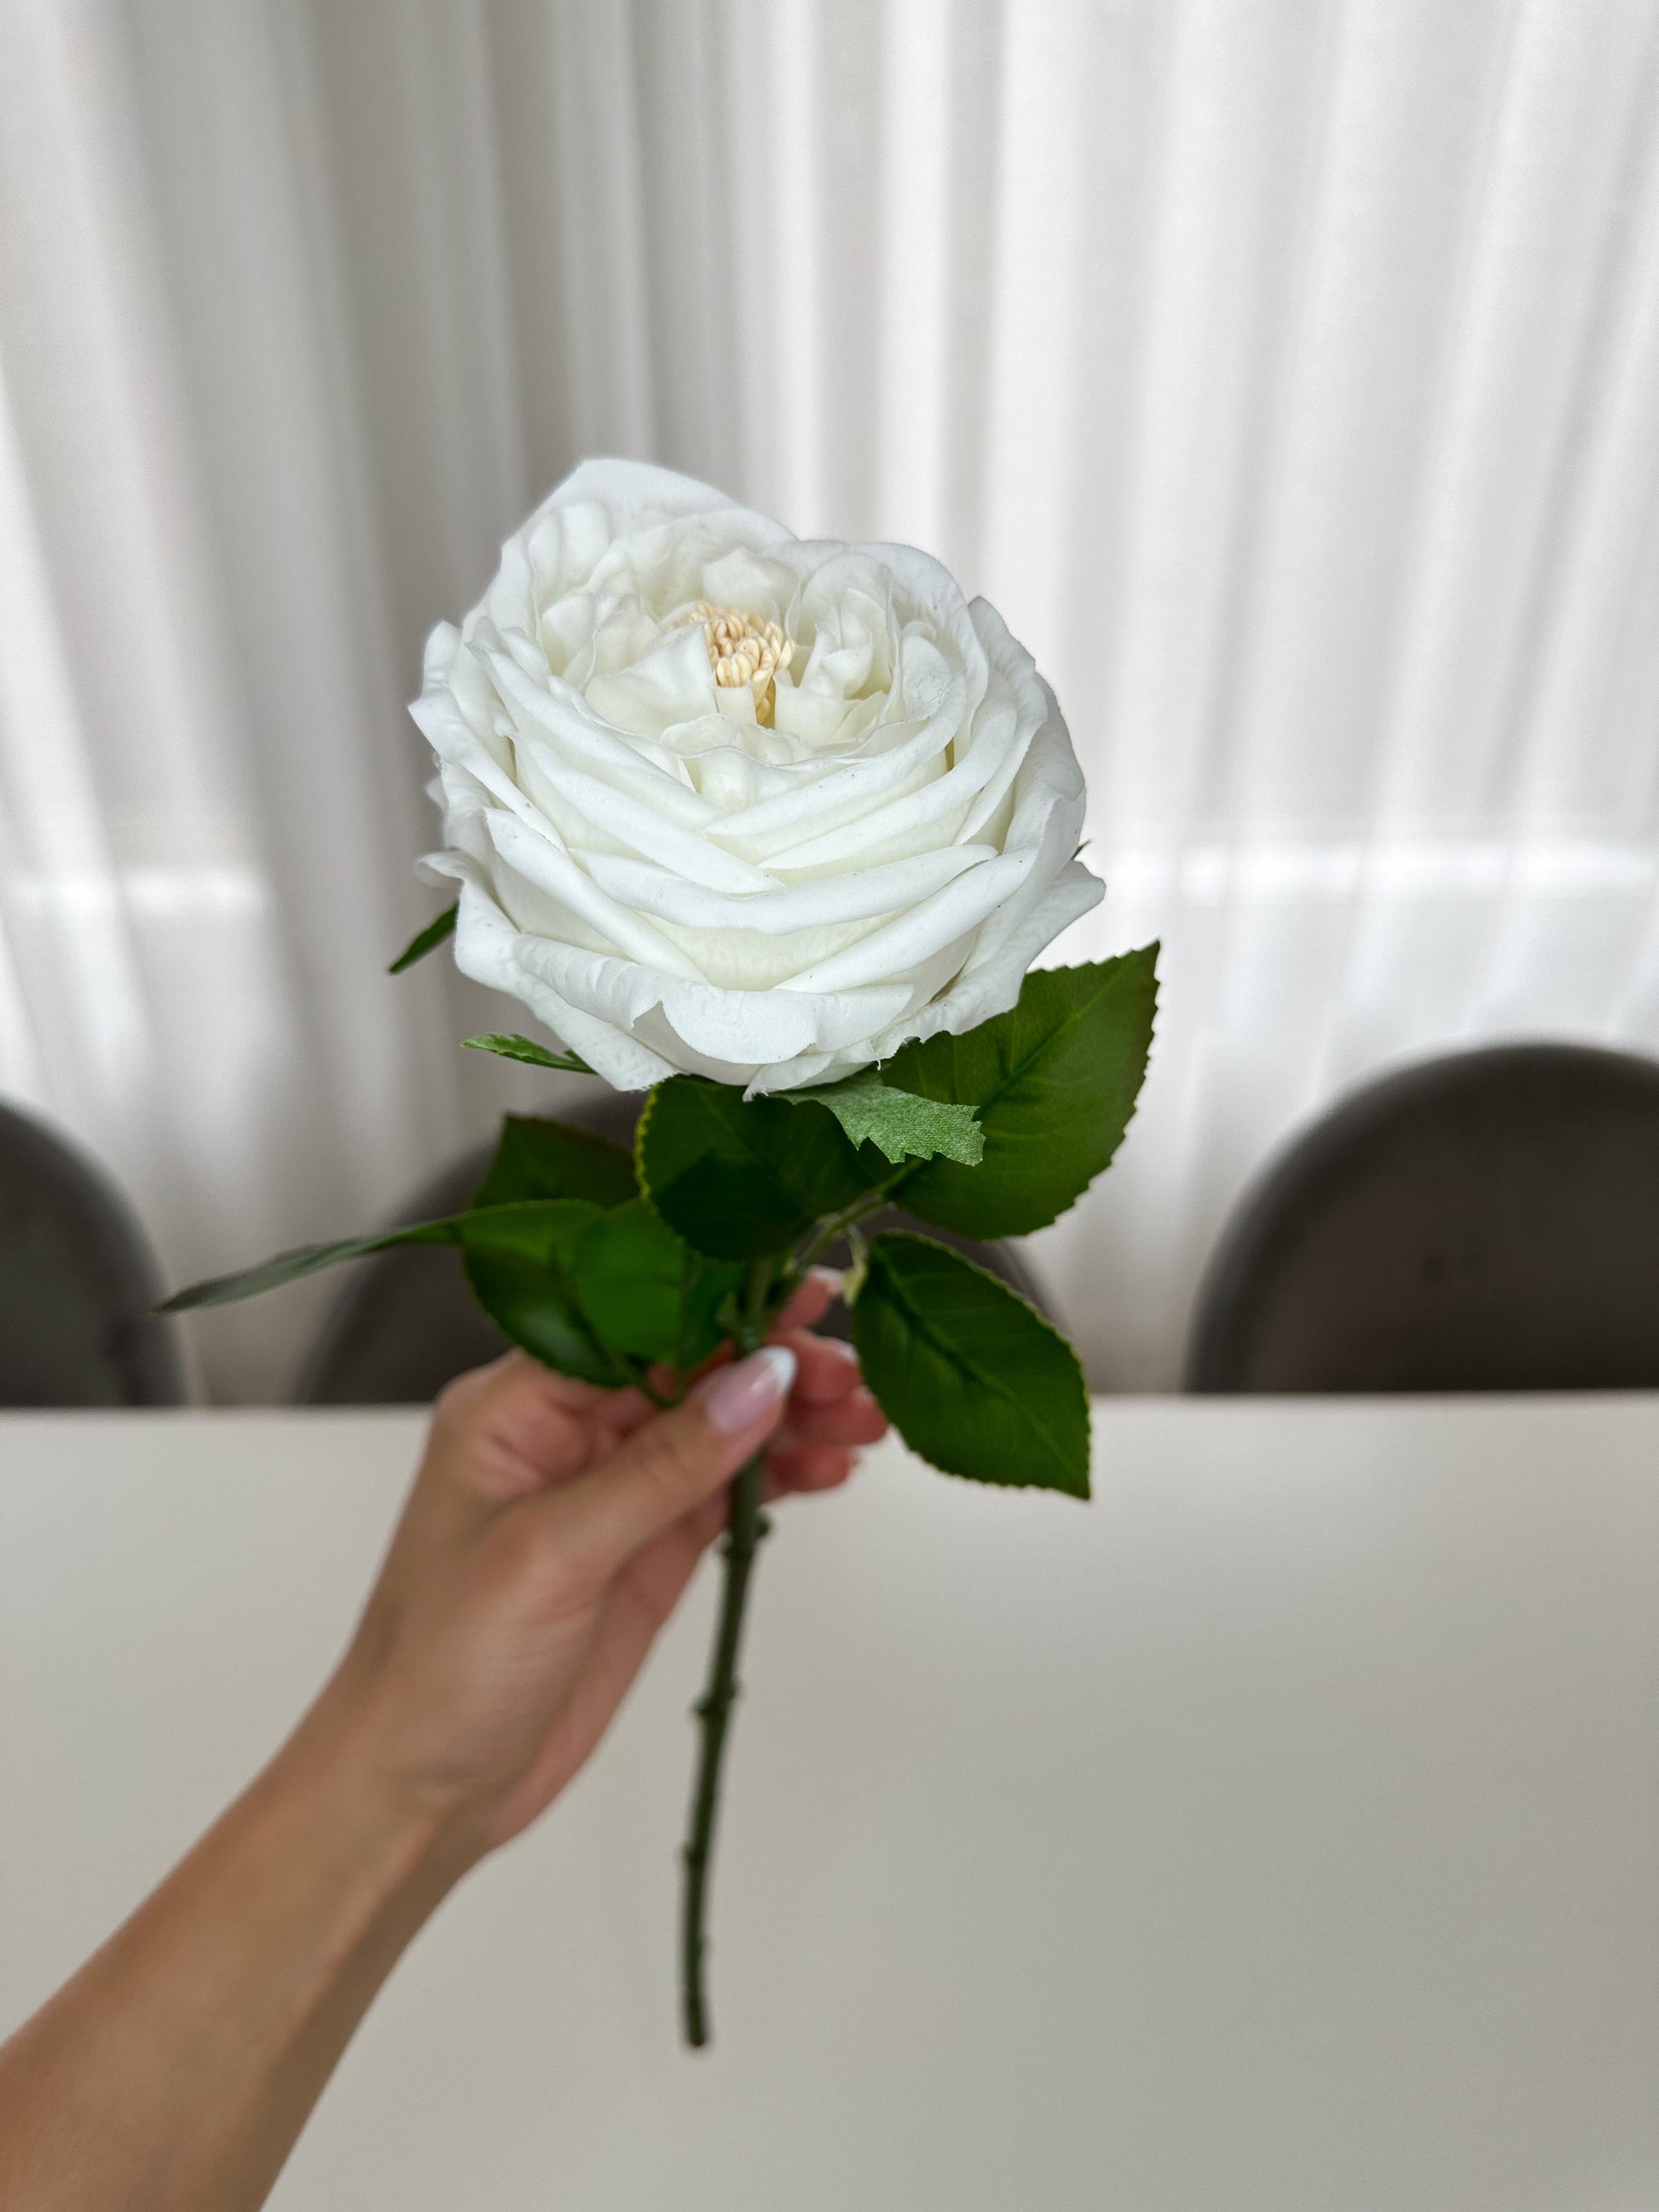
[1,1401,1655,2211]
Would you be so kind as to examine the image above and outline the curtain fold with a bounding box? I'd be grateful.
[3,0,1657,1395]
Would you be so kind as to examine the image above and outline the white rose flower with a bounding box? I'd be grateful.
[411,458,1101,1093]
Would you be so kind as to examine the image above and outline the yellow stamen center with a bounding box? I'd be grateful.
[679,601,795,726]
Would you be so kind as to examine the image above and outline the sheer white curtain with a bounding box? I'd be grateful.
[3,0,1657,1397]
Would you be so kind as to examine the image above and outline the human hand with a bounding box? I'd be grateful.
[0,1279,884,2212]
[320,1273,886,1863]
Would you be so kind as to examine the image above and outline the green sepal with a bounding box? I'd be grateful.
[792,1070,983,1166]
[387,902,458,974]
[636,1077,874,1262]
[886,950,1158,1237]
[474,1114,638,1210]
[462,1032,595,1076]
[851,1233,1090,1499]
[573,1199,747,1369]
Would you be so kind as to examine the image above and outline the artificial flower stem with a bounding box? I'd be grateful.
[679,1258,774,2049]
[679,1445,766,2047]
[786,1186,899,1295]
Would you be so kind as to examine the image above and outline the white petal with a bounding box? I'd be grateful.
[871,864,1104,1064]
[511,934,909,1068]
[479,646,719,826]
[437,863,677,1089]
[422,620,462,689]
[743,1051,851,1094]
[582,622,721,741]
[523,759,775,893]
[763,759,981,873]
[707,707,950,848]
[416,698,575,850]
[777,849,1038,995]
[482,808,705,979]
[657,974,911,1065]
[577,844,992,932]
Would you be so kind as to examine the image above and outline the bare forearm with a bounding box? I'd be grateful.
[0,1337,869,2204]
[0,1683,462,2212]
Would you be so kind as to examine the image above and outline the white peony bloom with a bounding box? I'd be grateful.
[411,459,1101,1093]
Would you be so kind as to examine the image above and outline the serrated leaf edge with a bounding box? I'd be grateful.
[860,1230,1092,1499]
[894,946,1160,1233]
[795,1071,984,1166]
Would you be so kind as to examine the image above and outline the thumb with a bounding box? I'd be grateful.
[535,1346,796,1579]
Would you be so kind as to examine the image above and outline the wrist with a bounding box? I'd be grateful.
[275,1672,480,1925]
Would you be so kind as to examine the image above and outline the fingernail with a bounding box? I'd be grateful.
[699,1346,796,1436]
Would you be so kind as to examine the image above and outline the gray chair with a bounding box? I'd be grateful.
[296,1088,1051,1404]
[0,1101,185,1406]
[1186,1042,1659,1393]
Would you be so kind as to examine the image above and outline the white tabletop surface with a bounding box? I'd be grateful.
[1,1399,1656,2211]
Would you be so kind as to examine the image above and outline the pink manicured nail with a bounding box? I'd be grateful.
[699,1346,796,1435]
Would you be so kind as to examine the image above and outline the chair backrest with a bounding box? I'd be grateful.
[295,1088,1051,1404]
[1186,1043,1659,1393]
[0,1102,185,1406]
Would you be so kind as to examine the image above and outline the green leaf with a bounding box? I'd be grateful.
[462,1032,595,1076]
[473,1114,638,1210]
[886,950,1159,1237]
[573,1199,746,1369]
[158,1216,476,1310]
[637,1077,874,1261]
[852,1233,1090,1498]
[158,1198,592,1314]
[793,1071,983,1166]
[161,1196,626,1386]
[459,1200,617,1383]
[387,902,458,974]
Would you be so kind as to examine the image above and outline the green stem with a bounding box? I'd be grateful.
[679,1258,773,2049]
[787,1186,897,1292]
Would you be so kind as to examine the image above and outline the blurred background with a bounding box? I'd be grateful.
[3,0,1657,1400]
